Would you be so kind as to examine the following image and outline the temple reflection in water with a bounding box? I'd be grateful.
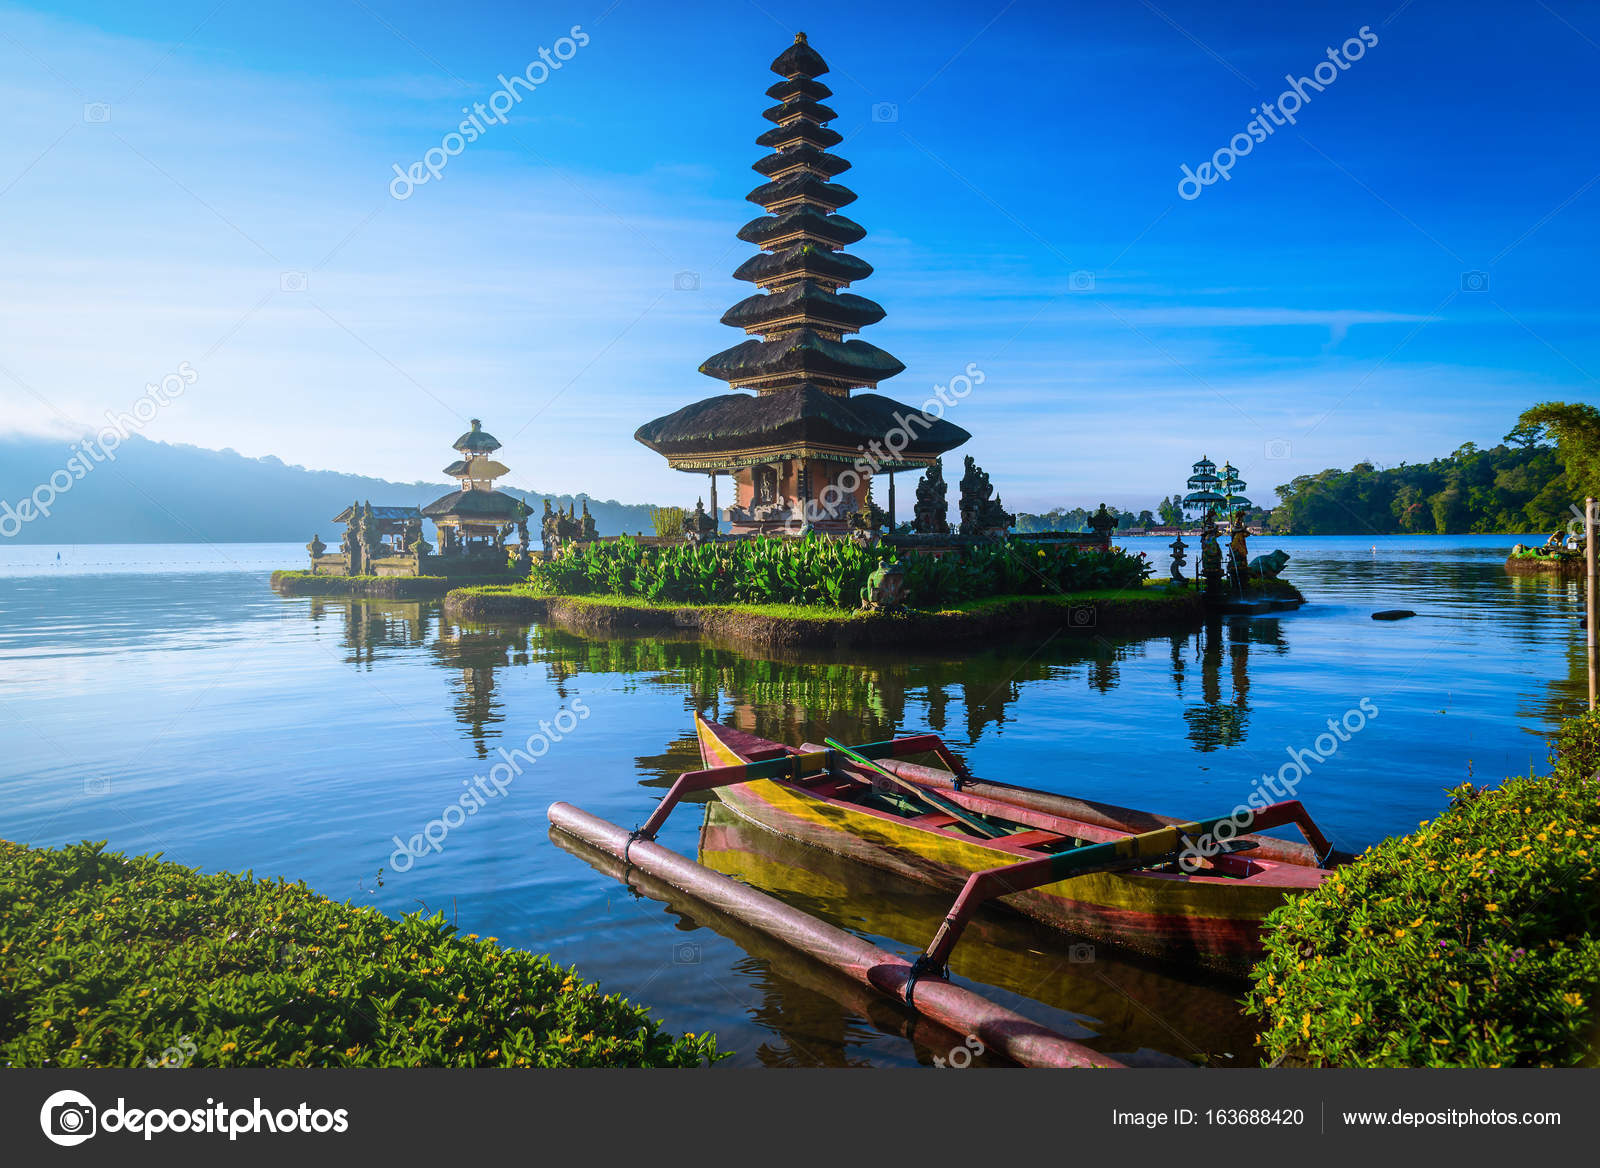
[302,600,1295,770]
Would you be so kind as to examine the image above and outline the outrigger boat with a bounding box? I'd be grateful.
[687,716,1343,976]
[547,714,1346,1067]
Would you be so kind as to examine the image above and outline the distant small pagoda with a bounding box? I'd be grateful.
[422,420,526,552]
[635,33,969,535]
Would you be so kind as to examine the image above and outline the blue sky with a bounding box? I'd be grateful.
[0,0,1595,511]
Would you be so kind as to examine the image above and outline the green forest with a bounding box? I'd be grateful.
[1013,405,1600,537]
[1265,403,1600,535]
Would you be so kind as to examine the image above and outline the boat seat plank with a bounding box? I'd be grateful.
[988,829,1066,852]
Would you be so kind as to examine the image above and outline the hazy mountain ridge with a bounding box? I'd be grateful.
[0,434,662,544]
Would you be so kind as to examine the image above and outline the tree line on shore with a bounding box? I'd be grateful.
[1018,403,1600,537]
[1265,403,1599,535]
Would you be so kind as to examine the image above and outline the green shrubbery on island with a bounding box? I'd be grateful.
[0,840,723,1068]
[527,534,1153,610]
[1245,712,1600,1066]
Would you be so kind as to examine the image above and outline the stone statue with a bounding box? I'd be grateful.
[958,456,1014,537]
[580,500,598,542]
[860,559,908,610]
[1088,503,1117,549]
[555,503,581,548]
[849,494,889,542]
[686,498,717,542]
[357,502,381,573]
[306,533,326,573]
[1168,535,1188,584]
[1200,518,1223,577]
[540,499,558,556]
[340,501,361,575]
[1228,513,1249,580]
[1248,549,1291,579]
[913,459,950,535]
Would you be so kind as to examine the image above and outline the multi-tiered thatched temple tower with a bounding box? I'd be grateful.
[635,33,969,536]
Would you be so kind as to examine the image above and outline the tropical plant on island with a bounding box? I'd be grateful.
[525,534,1152,611]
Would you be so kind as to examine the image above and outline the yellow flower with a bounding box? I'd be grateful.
[1563,993,1585,1009]
[1485,903,1498,912]
[220,1042,237,1053]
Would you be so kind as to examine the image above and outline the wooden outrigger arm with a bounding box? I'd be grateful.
[905,799,1332,1001]
[626,748,831,855]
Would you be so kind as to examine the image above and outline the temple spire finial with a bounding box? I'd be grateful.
[795,31,806,43]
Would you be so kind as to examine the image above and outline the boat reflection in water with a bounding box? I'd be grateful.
[553,798,1261,1067]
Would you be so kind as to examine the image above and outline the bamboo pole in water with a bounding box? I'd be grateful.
[1588,497,1597,710]
[546,801,1123,1069]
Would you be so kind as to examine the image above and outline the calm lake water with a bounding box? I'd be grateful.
[0,535,1584,1067]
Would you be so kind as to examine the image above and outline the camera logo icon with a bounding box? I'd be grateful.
[673,941,701,964]
[1460,270,1490,293]
[84,776,110,796]
[1068,270,1096,293]
[1067,604,1096,628]
[1264,437,1292,460]
[40,1089,97,1146]
[673,270,700,291]
[83,102,111,124]
[871,101,899,123]
[280,271,308,293]
[1067,942,1095,964]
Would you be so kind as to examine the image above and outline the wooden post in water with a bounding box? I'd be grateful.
[1588,497,1597,710]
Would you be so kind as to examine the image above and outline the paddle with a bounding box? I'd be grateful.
[824,737,1007,840]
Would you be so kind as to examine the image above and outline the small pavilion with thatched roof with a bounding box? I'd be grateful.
[422,419,527,553]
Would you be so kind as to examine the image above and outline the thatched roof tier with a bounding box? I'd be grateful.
[751,144,850,179]
[737,207,865,248]
[700,329,904,388]
[721,282,885,333]
[770,33,829,79]
[421,489,525,521]
[755,119,843,150]
[734,243,873,288]
[746,173,856,211]
[765,76,832,102]
[452,419,501,453]
[761,98,838,125]
[635,385,968,468]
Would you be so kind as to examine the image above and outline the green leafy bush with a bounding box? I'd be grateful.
[528,535,1151,610]
[1244,717,1600,1067]
[0,840,722,1068]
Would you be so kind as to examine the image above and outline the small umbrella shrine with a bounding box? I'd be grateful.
[1176,456,1253,593]
[634,34,969,535]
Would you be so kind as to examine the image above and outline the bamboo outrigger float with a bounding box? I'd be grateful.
[548,714,1345,1066]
